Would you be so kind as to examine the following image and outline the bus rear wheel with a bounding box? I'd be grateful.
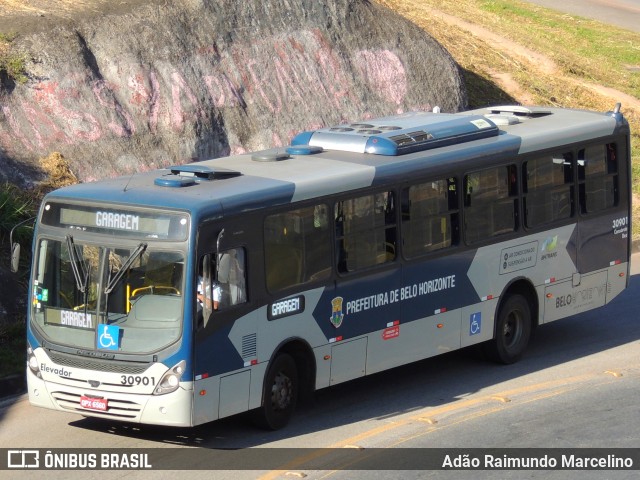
[253,353,298,430]
[486,294,532,364]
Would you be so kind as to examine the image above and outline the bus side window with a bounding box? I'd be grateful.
[523,152,574,228]
[335,191,396,273]
[264,205,331,292]
[402,177,458,258]
[197,254,215,329]
[463,165,518,244]
[218,247,247,308]
[578,143,618,214]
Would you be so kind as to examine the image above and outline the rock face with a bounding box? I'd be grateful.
[0,0,466,185]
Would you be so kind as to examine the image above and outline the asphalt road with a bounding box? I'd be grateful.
[524,0,640,32]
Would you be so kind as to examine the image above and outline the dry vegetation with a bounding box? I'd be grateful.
[0,0,116,16]
[38,152,78,190]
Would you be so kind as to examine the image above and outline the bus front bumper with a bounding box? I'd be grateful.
[27,368,194,427]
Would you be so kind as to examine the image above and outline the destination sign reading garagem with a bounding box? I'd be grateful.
[42,203,189,240]
[45,307,95,330]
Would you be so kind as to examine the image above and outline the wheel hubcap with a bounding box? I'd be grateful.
[271,371,292,411]
[504,311,522,349]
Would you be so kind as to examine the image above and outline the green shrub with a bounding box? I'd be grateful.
[0,182,35,247]
[0,33,28,85]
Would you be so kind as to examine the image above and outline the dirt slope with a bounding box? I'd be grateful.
[425,7,640,111]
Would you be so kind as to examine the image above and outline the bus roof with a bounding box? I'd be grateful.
[46,105,626,219]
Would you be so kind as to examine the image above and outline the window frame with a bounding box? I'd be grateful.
[463,163,519,245]
[334,189,398,275]
[400,176,459,259]
[522,151,575,230]
[577,142,619,215]
[263,203,332,293]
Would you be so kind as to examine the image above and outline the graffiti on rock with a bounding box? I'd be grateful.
[0,29,417,161]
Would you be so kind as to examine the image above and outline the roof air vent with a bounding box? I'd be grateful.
[286,145,323,155]
[251,150,291,162]
[154,176,197,188]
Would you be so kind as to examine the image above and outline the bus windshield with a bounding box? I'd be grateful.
[31,237,185,354]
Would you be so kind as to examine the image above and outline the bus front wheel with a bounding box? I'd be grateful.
[486,294,532,364]
[253,353,298,430]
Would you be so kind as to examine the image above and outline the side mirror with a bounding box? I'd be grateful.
[10,243,20,273]
[9,215,35,273]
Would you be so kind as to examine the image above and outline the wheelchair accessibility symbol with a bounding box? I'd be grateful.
[98,324,120,350]
[470,312,481,336]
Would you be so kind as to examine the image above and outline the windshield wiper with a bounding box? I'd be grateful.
[104,243,147,295]
[66,235,88,293]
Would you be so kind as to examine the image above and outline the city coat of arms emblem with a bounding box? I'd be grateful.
[330,296,344,328]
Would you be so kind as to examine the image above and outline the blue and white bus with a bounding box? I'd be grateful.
[24,104,631,429]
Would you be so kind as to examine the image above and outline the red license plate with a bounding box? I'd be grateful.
[80,395,108,411]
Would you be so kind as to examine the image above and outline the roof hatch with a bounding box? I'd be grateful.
[487,105,552,118]
[154,164,241,187]
[291,111,499,156]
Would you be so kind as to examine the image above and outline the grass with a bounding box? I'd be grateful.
[0,182,35,247]
[376,0,640,238]
[0,153,77,382]
[392,0,640,100]
[0,32,28,85]
[0,183,32,383]
[0,322,25,378]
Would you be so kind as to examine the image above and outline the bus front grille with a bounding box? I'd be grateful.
[51,390,142,419]
[48,350,150,374]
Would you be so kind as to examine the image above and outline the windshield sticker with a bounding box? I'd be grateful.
[45,308,94,330]
[33,285,49,303]
[98,324,120,350]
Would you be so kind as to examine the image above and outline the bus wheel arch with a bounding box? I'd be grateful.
[253,338,316,430]
[486,279,538,364]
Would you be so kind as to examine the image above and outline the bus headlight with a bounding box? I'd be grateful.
[27,346,41,379]
[154,360,186,395]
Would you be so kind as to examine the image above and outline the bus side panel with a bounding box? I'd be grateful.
[467,225,578,307]
[193,375,220,424]
[606,262,629,303]
[460,299,498,348]
[365,309,461,376]
[330,337,367,385]
[575,134,630,275]
[543,270,608,323]
[577,210,629,274]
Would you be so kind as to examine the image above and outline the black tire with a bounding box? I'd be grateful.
[253,353,298,430]
[486,294,532,364]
